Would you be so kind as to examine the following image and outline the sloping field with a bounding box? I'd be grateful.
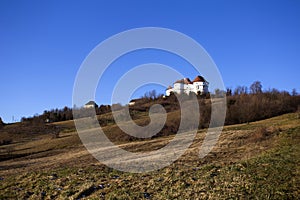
[0,113,299,199]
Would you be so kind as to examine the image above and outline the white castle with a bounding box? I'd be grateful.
[165,75,209,96]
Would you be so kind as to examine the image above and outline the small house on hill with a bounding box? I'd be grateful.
[84,101,98,109]
[128,98,143,106]
[129,99,137,106]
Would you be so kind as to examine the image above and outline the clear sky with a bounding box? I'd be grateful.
[0,0,300,123]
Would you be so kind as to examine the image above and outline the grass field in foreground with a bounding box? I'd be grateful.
[0,113,299,199]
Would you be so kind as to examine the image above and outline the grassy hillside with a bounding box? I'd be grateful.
[0,113,299,199]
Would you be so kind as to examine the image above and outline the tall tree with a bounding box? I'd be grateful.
[250,81,262,94]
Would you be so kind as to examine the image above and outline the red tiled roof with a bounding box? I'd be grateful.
[193,75,206,83]
[174,76,208,84]
[175,78,192,84]
[174,79,184,84]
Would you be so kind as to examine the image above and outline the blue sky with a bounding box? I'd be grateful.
[0,0,300,123]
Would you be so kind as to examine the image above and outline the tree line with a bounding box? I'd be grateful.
[19,81,299,129]
[20,105,112,124]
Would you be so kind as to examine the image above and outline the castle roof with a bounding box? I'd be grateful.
[174,78,193,84]
[192,75,207,83]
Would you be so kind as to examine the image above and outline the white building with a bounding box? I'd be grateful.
[128,99,137,106]
[84,101,98,109]
[165,76,209,96]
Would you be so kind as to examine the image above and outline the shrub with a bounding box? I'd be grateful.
[249,126,270,143]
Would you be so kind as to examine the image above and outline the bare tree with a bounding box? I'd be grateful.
[292,88,298,96]
[234,86,248,95]
[250,81,262,94]
[214,89,226,97]
[226,88,232,96]
[143,89,158,100]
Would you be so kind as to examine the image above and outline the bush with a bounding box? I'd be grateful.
[249,126,271,143]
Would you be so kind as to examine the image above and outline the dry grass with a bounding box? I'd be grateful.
[0,113,299,199]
